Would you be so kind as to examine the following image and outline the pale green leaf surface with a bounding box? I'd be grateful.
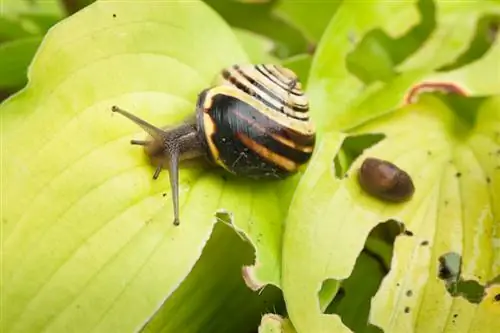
[307,1,500,134]
[422,39,500,97]
[282,2,500,330]
[369,96,500,333]
[306,1,420,132]
[321,35,500,136]
[282,94,499,333]
[1,0,288,331]
[398,1,500,72]
[282,130,352,333]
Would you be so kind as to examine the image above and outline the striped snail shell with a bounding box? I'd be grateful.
[112,64,316,226]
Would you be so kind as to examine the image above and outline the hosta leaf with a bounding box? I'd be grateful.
[0,37,43,90]
[282,93,500,333]
[203,0,309,58]
[398,1,500,72]
[61,0,96,15]
[306,1,421,132]
[1,0,64,16]
[273,1,341,43]
[0,17,35,41]
[422,37,500,97]
[140,223,284,333]
[232,27,279,64]
[282,54,312,88]
[368,95,500,332]
[1,0,290,331]
[281,0,500,332]
[325,251,388,332]
[0,0,64,36]
[307,0,500,134]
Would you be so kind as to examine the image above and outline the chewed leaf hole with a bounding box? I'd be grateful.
[333,133,385,179]
[452,280,486,304]
[320,219,407,332]
[345,0,435,84]
[437,14,500,72]
[437,252,492,304]
[215,210,233,225]
[438,252,462,283]
[141,221,285,332]
[214,210,251,243]
[370,219,412,246]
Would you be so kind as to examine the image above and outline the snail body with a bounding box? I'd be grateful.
[112,64,316,225]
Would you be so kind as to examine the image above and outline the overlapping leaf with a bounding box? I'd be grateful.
[232,27,279,64]
[141,223,284,333]
[203,0,308,58]
[259,314,297,333]
[281,1,500,332]
[273,0,341,44]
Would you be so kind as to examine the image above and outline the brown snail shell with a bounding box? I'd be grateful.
[358,157,415,202]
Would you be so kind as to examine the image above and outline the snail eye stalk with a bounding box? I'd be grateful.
[111,105,181,226]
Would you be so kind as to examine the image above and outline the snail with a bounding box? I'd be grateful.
[112,64,316,226]
[358,157,415,202]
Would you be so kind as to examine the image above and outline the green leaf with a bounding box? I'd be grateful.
[326,251,387,333]
[0,17,35,41]
[282,54,312,88]
[61,0,96,15]
[1,1,291,332]
[399,1,500,71]
[141,223,284,333]
[1,0,63,16]
[273,1,341,43]
[203,0,309,58]
[306,1,421,132]
[422,35,500,97]
[0,37,42,90]
[368,95,500,332]
[282,94,500,333]
[281,131,352,333]
[307,0,500,133]
[281,1,500,332]
[0,0,64,36]
[232,27,279,64]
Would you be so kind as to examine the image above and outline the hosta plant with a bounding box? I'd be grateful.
[1,0,499,333]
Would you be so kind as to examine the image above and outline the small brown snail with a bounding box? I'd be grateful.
[358,157,415,202]
[112,64,316,226]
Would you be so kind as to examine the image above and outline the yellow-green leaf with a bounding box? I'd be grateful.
[1,0,291,332]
